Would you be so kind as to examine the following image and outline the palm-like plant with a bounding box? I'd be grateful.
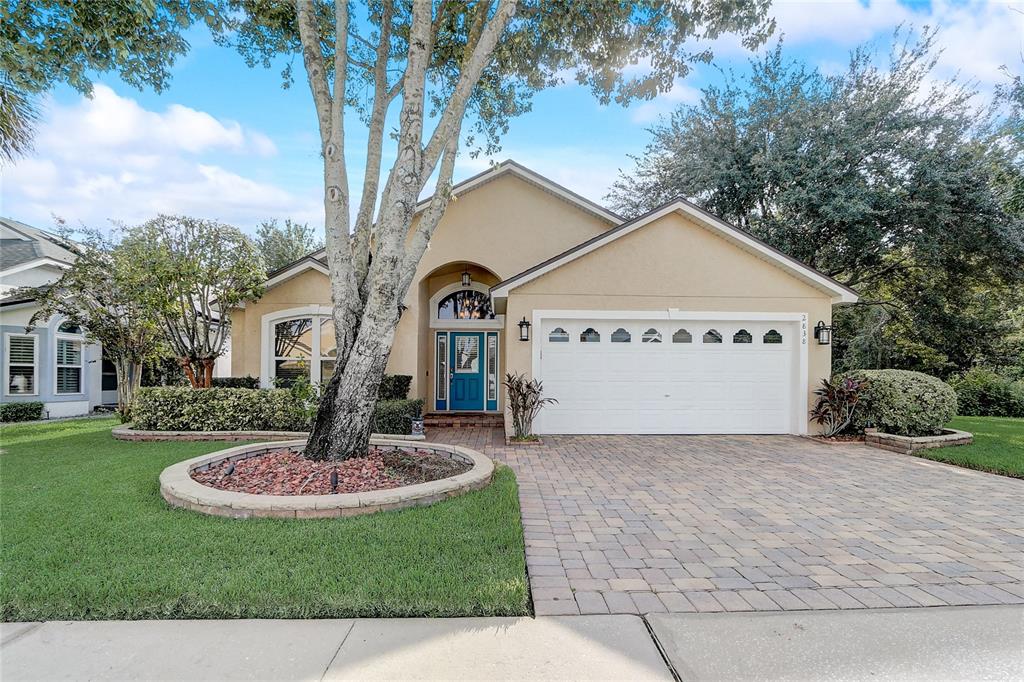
[503,372,557,440]
[809,376,867,437]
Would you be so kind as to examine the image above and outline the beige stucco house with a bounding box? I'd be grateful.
[230,160,857,435]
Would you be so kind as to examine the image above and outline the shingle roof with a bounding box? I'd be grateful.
[0,217,78,271]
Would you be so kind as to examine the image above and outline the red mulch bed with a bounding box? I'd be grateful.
[191,448,470,496]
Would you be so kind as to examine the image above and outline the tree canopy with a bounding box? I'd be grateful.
[255,218,324,271]
[610,33,1024,377]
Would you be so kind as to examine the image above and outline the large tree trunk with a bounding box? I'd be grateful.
[304,302,400,460]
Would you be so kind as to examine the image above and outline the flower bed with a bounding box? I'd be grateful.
[191,447,470,495]
[160,438,494,519]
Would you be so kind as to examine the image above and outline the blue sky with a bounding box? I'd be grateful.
[2,0,1022,234]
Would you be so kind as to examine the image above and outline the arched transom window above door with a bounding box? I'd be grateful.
[437,289,493,320]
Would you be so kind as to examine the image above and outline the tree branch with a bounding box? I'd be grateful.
[296,0,333,145]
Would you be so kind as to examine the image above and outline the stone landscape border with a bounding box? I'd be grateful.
[159,438,494,519]
[113,425,424,442]
[864,428,973,455]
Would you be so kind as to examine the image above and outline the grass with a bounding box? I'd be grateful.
[915,416,1024,478]
[0,418,528,621]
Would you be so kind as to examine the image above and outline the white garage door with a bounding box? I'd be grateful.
[537,318,799,435]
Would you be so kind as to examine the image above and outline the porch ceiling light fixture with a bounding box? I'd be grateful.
[518,317,531,342]
[461,268,472,288]
[813,320,832,345]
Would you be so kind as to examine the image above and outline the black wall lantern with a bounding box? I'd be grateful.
[518,317,531,342]
[461,268,472,288]
[813,320,832,345]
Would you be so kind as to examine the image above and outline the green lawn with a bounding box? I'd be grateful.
[921,416,1024,478]
[0,418,528,621]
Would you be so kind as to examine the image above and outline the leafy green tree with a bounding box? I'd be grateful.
[0,1,225,156]
[610,33,1024,377]
[255,218,324,271]
[27,224,165,419]
[221,0,773,460]
[121,216,265,388]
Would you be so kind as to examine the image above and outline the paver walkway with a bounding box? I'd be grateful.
[428,429,1024,616]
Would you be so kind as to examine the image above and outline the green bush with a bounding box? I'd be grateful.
[132,387,311,431]
[0,402,44,423]
[378,374,412,401]
[371,399,423,435]
[841,369,957,437]
[210,376,260,389]
[947,368,1024,418]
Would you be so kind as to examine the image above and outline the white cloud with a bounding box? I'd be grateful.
[629,80,702,124]
[0,87,319,232]
[769,0,1023,87]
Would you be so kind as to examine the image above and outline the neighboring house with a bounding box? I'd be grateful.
[230,160,857,435]
[0,218,115,417]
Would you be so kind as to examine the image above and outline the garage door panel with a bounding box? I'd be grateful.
[540,316,798,435]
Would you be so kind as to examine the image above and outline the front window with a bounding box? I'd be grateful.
[437,290,493,320]
[272,315,338,386]
[274,318,313,385]
[5,334,37,395]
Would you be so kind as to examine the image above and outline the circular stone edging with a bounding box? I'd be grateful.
[113,424,425,442]
[159,438,494,519]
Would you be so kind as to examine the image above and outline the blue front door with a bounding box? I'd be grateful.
[450,332,485,410]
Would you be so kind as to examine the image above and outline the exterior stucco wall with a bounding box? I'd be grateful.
[501,212,836,433]
[229,268,333,379]
[234,171,614,400]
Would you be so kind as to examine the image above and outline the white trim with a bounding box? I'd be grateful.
[428,281,504,329]
[260,305,333,388]
[3,331,39,397]
[0,257,71,279]
[262,259,329,291]
[491,202,858,304]
[530,310,809,435]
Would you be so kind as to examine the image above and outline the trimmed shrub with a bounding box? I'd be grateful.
[210,376,260,389]
[841,369,957,437]
[371,399,424,435]
[378,374,412,401]
[133,387,311,432]
[0,402,44,423]
[947,368,1024,418]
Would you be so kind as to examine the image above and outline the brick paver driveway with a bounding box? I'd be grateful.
[429,429,1024,615]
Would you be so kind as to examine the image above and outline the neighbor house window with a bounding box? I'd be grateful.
[732,329,753,344]
[101,356,118,391]
[672,329,692,343]
[5,334,38,395]
[703,329,722,343]
[437,290,493,319]
[273,316,337,386]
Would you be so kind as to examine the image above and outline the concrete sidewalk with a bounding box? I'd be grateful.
[3,606,1022,681]
[0,615,671,681]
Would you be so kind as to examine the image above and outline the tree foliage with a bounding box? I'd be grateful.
[0,74,39,163]
[120,216,265,388]
[610,33,1024,378]
[26,224,165,419]
[255,218,324,271]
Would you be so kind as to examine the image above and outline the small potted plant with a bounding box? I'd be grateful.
[409,402,424,437]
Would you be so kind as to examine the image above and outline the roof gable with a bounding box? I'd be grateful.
[491,199,858,304]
